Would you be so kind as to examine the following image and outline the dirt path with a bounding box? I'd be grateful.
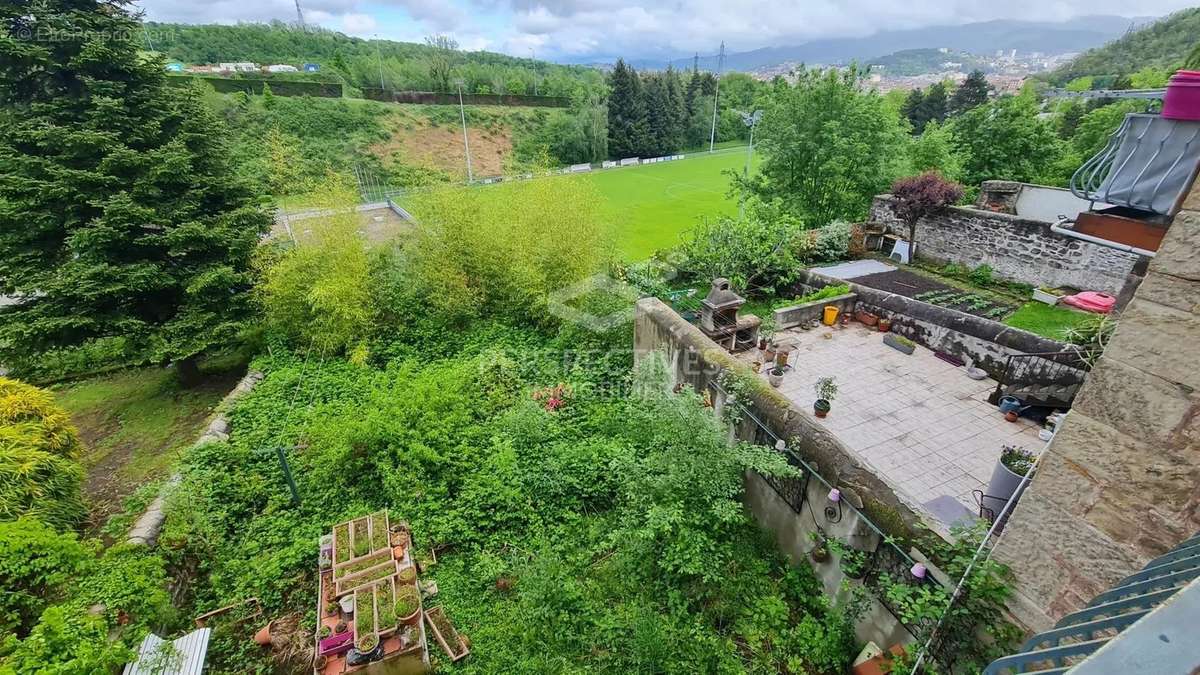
[54,368,240,532]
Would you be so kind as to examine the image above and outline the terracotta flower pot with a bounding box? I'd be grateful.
[878,318,891,332]
[1004,411,1019,423]
[253,621,274,646]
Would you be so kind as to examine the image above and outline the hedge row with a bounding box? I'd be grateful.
[361,88,569,108]
[166,75,343,98]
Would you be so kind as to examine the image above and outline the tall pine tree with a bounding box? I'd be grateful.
[0,0,271,380]
[913,82,948,134]
[900,88,925,133]
[949,70,991,115]
[606,59,648,158]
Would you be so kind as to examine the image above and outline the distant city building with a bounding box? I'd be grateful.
[217,63,258,73]
[266,64,299,73]
[303,63,320,72]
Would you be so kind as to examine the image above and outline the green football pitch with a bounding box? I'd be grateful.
[584,149,750,260]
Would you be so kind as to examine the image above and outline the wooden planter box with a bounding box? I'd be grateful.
[354,578,400,645]
[333,511,391,565]
[334,551,396,596]
[424,606,469,662]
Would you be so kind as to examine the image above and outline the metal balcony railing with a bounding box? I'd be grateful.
[983,530,1200,674]
[1071,113,1200,216]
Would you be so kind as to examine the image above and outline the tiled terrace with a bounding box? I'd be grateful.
[740,323,1043,533]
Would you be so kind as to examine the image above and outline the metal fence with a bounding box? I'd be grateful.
[710,380,936,638]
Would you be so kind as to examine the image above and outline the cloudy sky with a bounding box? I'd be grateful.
[134,0,1197,62]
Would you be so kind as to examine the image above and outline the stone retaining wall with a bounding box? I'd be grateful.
[634,297,939,648]
[870,195,1140,295]
[991,177,1200,630]
[126,370,264,546]
[773,292,857,329]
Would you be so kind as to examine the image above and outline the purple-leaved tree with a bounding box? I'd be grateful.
[890,172,964,261]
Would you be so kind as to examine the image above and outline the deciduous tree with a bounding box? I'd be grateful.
[737,67,908,226]
[890,172,964,260]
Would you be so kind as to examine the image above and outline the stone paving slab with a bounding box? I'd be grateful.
[742,324,1043,533]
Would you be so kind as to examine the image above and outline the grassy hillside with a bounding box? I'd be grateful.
[868,48,990,76]
[145,22,602,98]
[204,90,572,198]
[1048,8,1200,84]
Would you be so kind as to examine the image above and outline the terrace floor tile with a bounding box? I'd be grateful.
[740,322,1044,537]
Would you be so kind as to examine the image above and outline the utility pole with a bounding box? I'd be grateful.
[709,41,725,153]
[375,36,385,90]
[737,109,762,219]
[294,0,306,31]
[457,80,474,183]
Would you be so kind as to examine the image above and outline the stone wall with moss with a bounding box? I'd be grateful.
[992,179,1200,630]
[634,297,929,536]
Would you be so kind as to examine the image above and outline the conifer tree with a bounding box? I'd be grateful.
[0,0,272,380]
[606,59,648,158]
[949,69,991,115]
[900,88,925,133]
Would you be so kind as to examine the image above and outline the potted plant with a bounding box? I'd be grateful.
[757,316,776,350]
[318,625,332,640]
[813,377,837,417]
[356,632,380,654]
[809,532,830,563]
[981,445,1036,518]
[335,621,348,635]
[883,333,916,355]
[877,317,892,332]
[395,584,422,624]
[314,654,328,670]
[397,565,417,585]
[324,602,338,617]
[855,309,878,326]
[338,593,355,615]
[767,365,786,388]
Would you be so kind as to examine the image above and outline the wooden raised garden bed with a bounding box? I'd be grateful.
[332,510,399,596]
[354,578,399,644]
[424,606,469,662]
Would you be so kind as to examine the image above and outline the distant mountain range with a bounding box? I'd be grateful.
[620,15,1156,72]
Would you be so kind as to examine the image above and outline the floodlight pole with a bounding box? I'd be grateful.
[457,81,474,183]
[738,109,762,219]
[375,37,385,90]
[709,41,725,153]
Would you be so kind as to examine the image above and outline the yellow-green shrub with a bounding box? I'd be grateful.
[405,174,614,323]
[0,378,86,530]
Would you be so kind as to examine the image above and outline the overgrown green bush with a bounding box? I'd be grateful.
[258,176,378,356]
[0,519,173,670]
[156,322,858,673]
[404,175,614,323]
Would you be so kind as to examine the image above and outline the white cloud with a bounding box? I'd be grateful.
[135,0,1198,61]
[343,12,378,34]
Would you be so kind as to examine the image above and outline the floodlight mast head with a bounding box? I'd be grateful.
[738,109,763,127]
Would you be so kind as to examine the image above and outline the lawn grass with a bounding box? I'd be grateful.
[584,149,748,260]
[1003,302,1095,340]
[51,365,240,530]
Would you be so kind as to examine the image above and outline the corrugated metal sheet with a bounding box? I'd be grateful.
[123,628,211,675]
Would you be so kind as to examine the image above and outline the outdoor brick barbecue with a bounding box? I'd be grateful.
[699,278,761,352]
